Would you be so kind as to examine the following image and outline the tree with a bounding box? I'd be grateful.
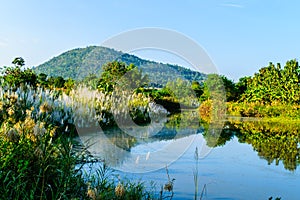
[200,74,227,102]
[82,73,99,89]
[242,60,300,104]
[220,75,237,101]
[64,78,75,94]
[97,61,148,93]
[235,76,251,99]
[53,76,65,88]
[191,81,204,98]
[12,57,25,67]
[165,78,193,99]
[37,73,48,87]
[1,57,37,87]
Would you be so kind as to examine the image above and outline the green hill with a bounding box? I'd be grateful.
[34,46,206,86]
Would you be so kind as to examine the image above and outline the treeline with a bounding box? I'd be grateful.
[0,57,75,94]
[3,57,300,118]
[241,60,300,104]
[224,59,300,118]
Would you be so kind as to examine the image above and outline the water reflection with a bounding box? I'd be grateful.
[228,118,300,171]
[78,111,204,172]
[201,121,235,147]
[78,110,300,172]
[199,114,300,171]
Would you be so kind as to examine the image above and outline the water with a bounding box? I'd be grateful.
[78,112,300,199]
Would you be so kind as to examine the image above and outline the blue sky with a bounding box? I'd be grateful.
[1,0,300,81]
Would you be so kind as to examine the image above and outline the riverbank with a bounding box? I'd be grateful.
[226,102,300,119]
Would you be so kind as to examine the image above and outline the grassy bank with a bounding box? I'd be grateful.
[227,102,300,119]
[0,83,172,199]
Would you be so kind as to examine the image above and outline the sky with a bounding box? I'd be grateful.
[1,0,300,81]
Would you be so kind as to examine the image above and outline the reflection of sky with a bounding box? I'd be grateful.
[80,125,300,199]
[131,140,172,154]
[115,136,300,200]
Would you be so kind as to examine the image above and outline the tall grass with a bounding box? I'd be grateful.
[0,129,87,199]
[0,84,170,199]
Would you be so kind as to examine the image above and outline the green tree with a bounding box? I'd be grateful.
[191,81,204,98]
[53,76,65,88]
[1,57,37,87]
[97,61,148,93]
[12,57,25,67]
[64,78,75,94]
[242,60,300,104]
[82,73,99,89]
[200,74,227,102]
[165,78,194,99]
[47,76,66,88]
[220,75,237,101]
[37,73,48,87]
[235,76,251,99]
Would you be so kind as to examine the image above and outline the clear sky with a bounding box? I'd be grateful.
[1,0,299,81]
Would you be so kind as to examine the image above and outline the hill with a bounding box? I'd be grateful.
[34,46,206,86]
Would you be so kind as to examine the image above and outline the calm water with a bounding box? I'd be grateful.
[78,111,300,200]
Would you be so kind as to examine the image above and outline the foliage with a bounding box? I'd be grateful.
[224,59,300,117]
[0,58,76,94]
[200,74,235,102]
[0,58,37,88]
[0,108,87,199]
[191,80,204,98]
[142,79,203,113]
[81,73,99,89]
[0,60,172,199]
[164,110,200,129]
[97,61,148,93]
[235,76,251,99]
[227,102,300,118]
[164,78,200,107]
[241,60,300,104]
[142,88,180,113]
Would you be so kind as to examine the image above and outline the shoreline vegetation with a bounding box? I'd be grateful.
[199,59,300,121]
[0,57,299,199]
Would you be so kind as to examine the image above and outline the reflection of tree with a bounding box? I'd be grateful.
[202,121,236,147]
[81,115,201,167]
[165,110,201,130]
[104,128,137,151]
[230,119,300,171]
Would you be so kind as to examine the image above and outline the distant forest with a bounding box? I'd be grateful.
[34,46,206,87]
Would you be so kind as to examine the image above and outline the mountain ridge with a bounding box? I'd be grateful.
[34,46,206,86]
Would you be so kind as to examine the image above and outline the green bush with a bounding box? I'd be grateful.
[227,102,300,118]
